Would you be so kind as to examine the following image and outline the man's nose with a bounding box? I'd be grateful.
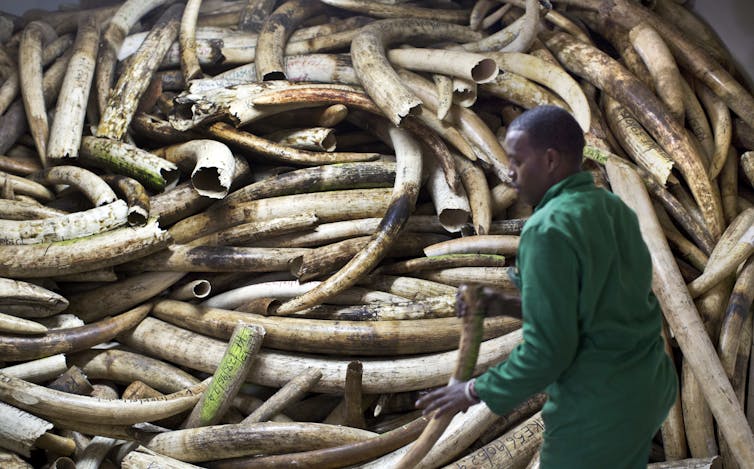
[508,168,516,181]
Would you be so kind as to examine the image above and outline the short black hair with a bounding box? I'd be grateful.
[508,105,585,164]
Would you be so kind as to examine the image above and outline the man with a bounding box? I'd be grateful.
[416,105,677,468]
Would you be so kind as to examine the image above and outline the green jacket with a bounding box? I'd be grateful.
[474,172,677,468]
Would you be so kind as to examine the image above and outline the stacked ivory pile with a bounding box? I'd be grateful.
[0,0,752,467]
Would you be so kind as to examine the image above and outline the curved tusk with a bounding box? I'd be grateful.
[153,299,518,356]
[319,0,469,23]
[0,303,150,361]
[96,3,183,141]
[424,235,519,257]
[153,139,236,199]
[179,0,203,82]
[628,22,685,124]
[206,122,378,166]
[255,0,324,81]
[30,166,117,207]
[350,19,482,126]
[95,0,171,115]
[146,421,377,463]
[66,271,185,323]
[543,30,724,240]
[387,48,498,84]
[81,136,180,192]
[46,16,99,161]
[19,21,56,166]
[0,200,128,245]
[0,218,170,278]
[70,348,199,394]
[276,126,422,314]
[100,174,150,226]
[0,372,208,425]
[606,158,754,468]
[486,52,590,133]
[0,277,68,318]
[120,316,522,393]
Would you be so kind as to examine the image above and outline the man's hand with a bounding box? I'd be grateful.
[415,380,480,418]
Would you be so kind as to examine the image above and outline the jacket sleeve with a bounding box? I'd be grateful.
[474,226,580,415]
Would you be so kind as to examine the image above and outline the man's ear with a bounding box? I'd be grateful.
[544,148,561,172]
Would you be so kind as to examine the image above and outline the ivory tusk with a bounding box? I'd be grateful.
[100,174,150,226]
[146,421,377,462]
[471,0,499,30]
[30,166,117,207]
[319,0,469,23]
[262,127,337,152]
[0,303,150,361]
[1,354,68,383]
[441,412,545,468]
[603,95,674,186]
[183,324,265,428]
[0,218,170,278]
[378,254,507,275]
[0,171,55,202]
[121,316,522,393]
[154,139,236,199]
[76,436,121,469]
[71,349,198,394]
[18,21,56,166]
[202,280,318,309]
[0,313,47,335]
[496,0,545,53]
[424,151,470,233]
[696,81,732,180]
[629,22,685,123]
[66,271,186,323]
[680,78,715,161]
[0,277,68,318]
[153,299,517,355]
[606,158,754,468]
[719,149,739,224]
[121,245,310,272]
[424,235,519,257]
[121,445,204,468]
[0,401,53,458]
[387,48,498,84]
[95,0,171,116]
[276,126,422,314]
[255,0,324,81]
[416,266,518,289]
[169,279,212,301]
[96,3,183,141]
[0,33,72,116]
[46,16,99,161]
[168,187,392,244]
[487,51,591,133]
[206,122,379,166]
[433,73,454,120]
[179,0,204,82]
[687,210,754,298]
[350,19,482,126]
[454,153,492,234]
[0,372,209,425]
[190,213,319,247]
[0,199,128,245]
[543,30,724,240]
[241,368,322,425]
[396,284,488,468]
[80,136,179,192]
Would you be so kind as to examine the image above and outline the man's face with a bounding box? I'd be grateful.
[504,129,552,207]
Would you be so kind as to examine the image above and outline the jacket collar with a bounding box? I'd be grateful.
[534,171,594,212]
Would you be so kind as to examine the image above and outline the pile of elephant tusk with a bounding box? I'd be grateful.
[0,0,752,467]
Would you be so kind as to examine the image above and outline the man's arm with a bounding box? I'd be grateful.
[474,227,580,415]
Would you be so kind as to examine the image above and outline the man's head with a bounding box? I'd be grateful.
[504,105,585,206]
